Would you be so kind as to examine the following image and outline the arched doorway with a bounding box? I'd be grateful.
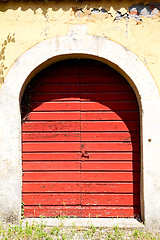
[21,58,140,218]
[0,28,159,226]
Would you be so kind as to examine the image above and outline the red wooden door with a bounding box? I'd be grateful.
[22,59,140,218]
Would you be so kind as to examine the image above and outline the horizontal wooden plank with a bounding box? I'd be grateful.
[22,142,139,152]
[81,132,139,142]
[81,84,132,93]
[81,121,139,132]
[81,93,137,101]
[22,153,81,161]
[22,182,140,193]
[81,101,138,111]
[31,84,133,94]
[34,75,80,84]
[22,172,140,182]
[22,132,80,142]
[81,111,139,121]
[22,142,80,152]
[31,102,80,112]
[28,111,80,121]
[23,193,81,206]
[22,121,81,132]
[22,161,140,171]
[85,153,140,161]
[40,64,80,76]
[22,182,81,193]
[22,132,139,142]
[81,161,140,171]
[23,161,80,171]
[22,152,140,161]
[81,206,140,218]
[22,121,139,133]
[48,67,79,76]
[23,206,140,218]
[81,194,140,206]
[81,142,140,151]
[23,172,81,181]
[31,93,80,102]
[32,84,80,93]
[23,193,140,206]
[81,183,140,193]
[30,101,138,112]
[31,92,137,102]
[81,172,140,182]
[25,111,139,121]
[80,75,126,84]
[80,66,124,76]
[27,112,80,121]
[23,206,81,218]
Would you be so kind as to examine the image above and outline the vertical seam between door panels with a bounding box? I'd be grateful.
[79,59,82,217]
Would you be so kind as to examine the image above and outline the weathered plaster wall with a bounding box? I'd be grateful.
[0,0,160,229]
[0,0,160,89]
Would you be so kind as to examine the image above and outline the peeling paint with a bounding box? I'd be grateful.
[114,11,129,21]
[73,3,160,22]
[129,2,160,18]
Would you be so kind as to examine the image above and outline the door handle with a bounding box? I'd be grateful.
[81,150,89,159]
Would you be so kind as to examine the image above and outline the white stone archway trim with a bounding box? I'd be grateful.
[0,25,160,228]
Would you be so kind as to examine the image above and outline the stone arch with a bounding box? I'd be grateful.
[0,25,160,227]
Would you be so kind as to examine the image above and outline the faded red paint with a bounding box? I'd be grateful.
[22,59,140,218]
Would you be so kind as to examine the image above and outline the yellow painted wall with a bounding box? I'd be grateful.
[0,0,160,89]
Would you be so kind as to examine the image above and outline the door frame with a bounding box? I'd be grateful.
[0,25,160,228]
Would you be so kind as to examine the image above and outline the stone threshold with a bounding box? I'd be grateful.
[22,218,144,228]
